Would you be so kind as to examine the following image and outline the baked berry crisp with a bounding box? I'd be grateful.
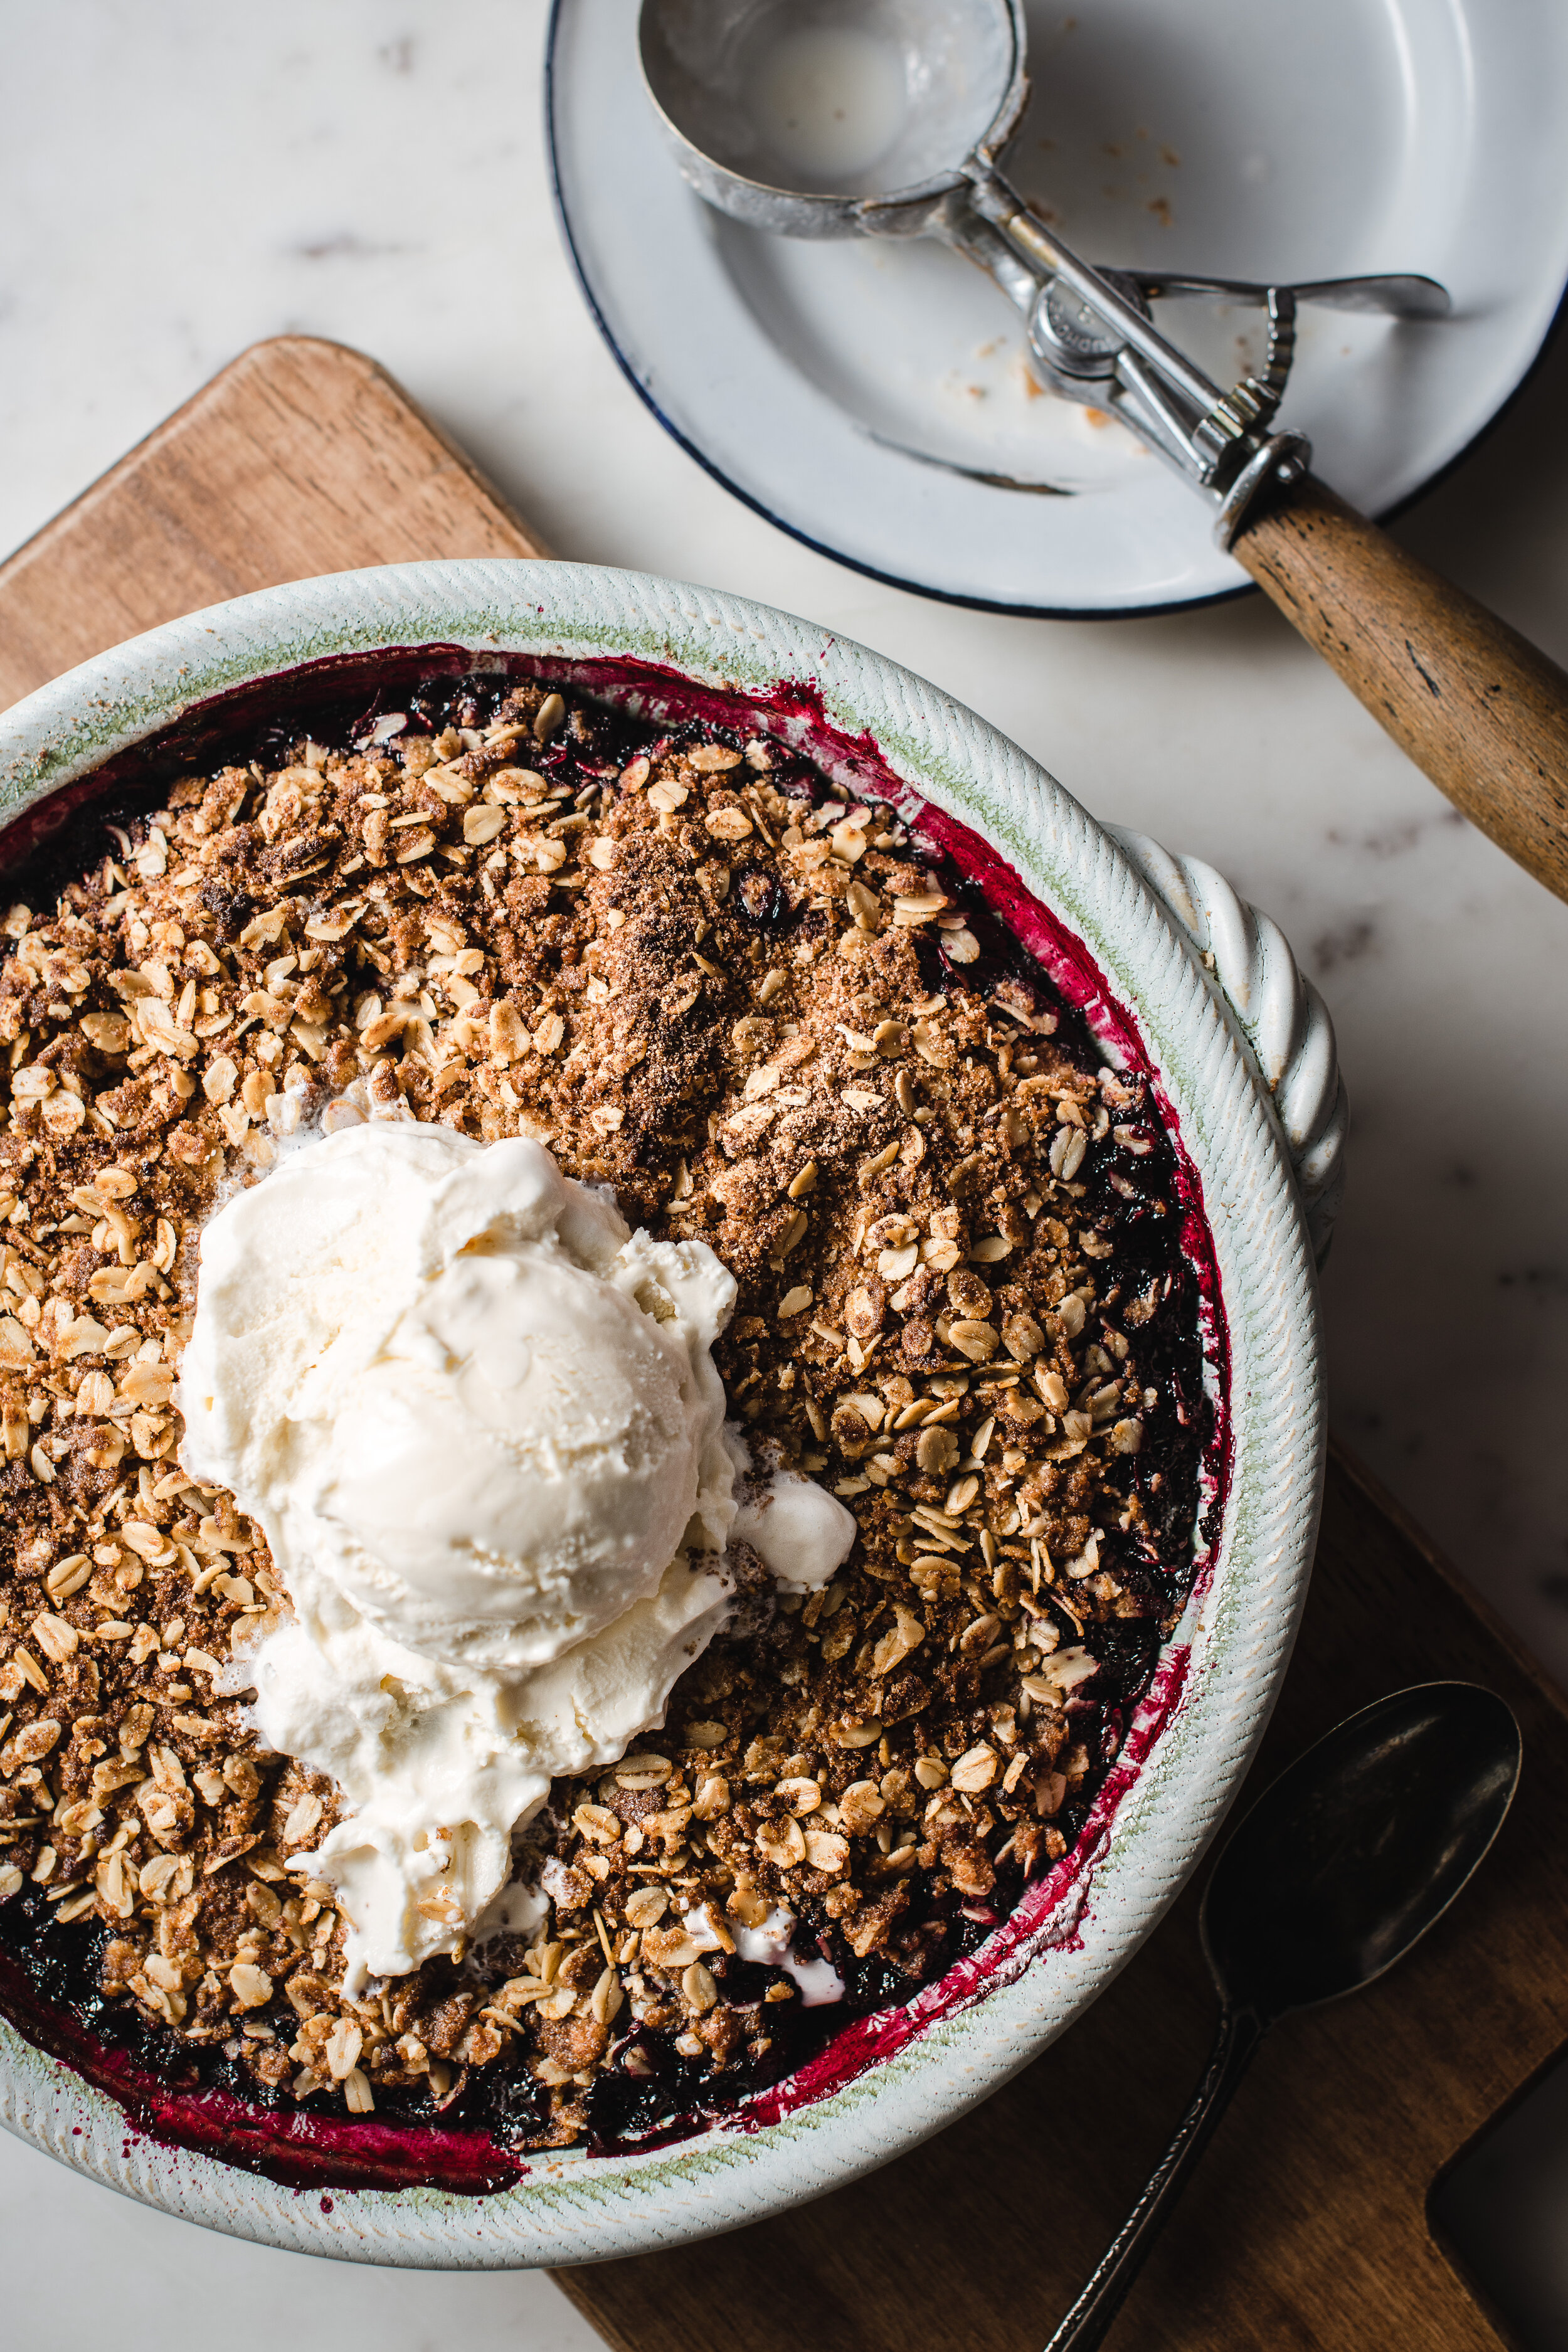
[0,669,1217,2176]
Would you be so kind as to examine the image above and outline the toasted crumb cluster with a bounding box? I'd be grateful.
[0,672,1210,2153]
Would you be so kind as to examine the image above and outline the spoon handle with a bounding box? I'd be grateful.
[1042,2005,1266,2352]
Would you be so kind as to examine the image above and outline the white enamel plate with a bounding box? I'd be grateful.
[548,0,1568,616]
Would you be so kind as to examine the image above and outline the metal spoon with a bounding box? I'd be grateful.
[1046,1682,1522,2352]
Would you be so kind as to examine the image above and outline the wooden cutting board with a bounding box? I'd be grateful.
[3,334,1560,2352]
[0,334,548,707]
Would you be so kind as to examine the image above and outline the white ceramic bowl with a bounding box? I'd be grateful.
[0,560,1331,2265]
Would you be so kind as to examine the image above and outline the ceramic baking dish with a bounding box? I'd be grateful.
[0,561,1338,2264]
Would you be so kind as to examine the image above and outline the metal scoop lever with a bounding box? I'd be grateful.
[949,172,1310,533]
[1131,270,1450,319]
[954,174,1461,538]
[951,180,1451,523]
[1007,263,1449,519]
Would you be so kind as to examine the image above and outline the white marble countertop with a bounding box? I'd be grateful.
[2,0,1567,2336]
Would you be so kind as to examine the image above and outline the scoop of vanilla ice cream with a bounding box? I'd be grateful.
[179,1123,738,1988]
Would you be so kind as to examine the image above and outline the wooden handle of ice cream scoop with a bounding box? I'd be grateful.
[1230,472,1568,904]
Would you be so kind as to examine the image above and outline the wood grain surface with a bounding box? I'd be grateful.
[0,333,547,711]
[1233,472,1568,906]
[3,334,1555,2352]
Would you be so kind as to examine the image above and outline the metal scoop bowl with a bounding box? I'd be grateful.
[639,0,1027,236]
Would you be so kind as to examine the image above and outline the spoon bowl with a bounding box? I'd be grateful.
[1202,1680,1523,2023]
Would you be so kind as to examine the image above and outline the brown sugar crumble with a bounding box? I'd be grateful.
[0,670,1214,2158]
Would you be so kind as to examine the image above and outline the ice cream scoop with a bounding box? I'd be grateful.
[179,1123,738,1988]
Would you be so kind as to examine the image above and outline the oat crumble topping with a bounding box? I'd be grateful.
[0,672,1212,2159]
